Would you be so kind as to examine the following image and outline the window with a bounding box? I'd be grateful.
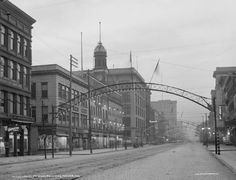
[17,95,20,114]
[23,67,27,87]
[81,114,87,128]
[16,64,21,83]
[31,82,36,99]
[42,106,48,123]
[17,35,21,54]
[13,93,17,114]
[31,106,36,121]
[23,97,27,116]
[20,96,23,115]
[26,68,30,88]
[0,25,6,46]
[23,39,27,57]
[8,60,13,79]
[62,85,66,99]
[41,82,48,98]
[58,83,62,98]
[8,30,14,51]
[13,62,17,80]
[0,56,4,78]
[0,90,5,113]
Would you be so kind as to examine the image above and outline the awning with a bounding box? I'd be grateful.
[56,133,69,137]
[11,119,33,124]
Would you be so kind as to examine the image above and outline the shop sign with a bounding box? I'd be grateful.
[7,127,19,132]
[81,108,87,114]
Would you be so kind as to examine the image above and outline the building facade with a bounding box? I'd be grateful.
[151,100,177,140]
[31,64,123,153]
[212,67,236,144]
[0,1,35,156]
[81,32,151,146]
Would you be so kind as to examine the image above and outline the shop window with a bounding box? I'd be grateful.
[0,25,6,46]
[41,82,48,98]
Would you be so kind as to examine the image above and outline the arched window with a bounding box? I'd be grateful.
[23,39,27,57]
[0,25,5,46]
[17,35,21,54]
[8,30,14,50]
[0,56,4,78]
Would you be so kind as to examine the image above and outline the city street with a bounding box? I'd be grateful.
[1,142,236,180]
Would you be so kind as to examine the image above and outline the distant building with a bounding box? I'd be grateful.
[151,100,177,140]
[0,0,35,157]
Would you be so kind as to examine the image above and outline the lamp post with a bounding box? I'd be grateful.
[213,97,220,155]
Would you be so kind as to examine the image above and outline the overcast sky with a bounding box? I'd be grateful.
[10,0,236,123]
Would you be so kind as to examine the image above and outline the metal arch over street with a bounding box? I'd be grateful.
[68,82,213,111]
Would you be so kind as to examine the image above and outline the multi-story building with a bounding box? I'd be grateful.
[151,100,177,140]
[0,1,35,157]
[78,33,151,146]
[212,67,236,144]
[31,64,123,153]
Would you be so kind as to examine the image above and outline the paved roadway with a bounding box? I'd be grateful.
[0,142,236,180]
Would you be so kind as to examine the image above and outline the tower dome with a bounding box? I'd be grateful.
[94,22,107,69]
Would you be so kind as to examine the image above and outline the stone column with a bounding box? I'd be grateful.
[27,125,31,155]
[19,128,24,156]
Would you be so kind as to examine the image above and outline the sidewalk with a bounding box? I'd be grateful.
[0,146,132,166]
[207,143,236,174]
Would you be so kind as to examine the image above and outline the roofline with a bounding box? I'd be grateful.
[31,64,88,88]
[1,0,36,25]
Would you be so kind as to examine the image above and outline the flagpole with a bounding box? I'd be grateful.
[149,59,160,84]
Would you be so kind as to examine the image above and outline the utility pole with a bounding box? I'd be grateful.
[69,55,78,156]
[213,97,220,155]
[87,69,93,154]
[205,113,208,147]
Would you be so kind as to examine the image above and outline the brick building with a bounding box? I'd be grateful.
[0,0,35,157]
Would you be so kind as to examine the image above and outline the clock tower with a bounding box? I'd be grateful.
[94,22,107,70]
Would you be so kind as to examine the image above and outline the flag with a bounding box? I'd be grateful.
[154,59,160,74]
[149,59,160,84]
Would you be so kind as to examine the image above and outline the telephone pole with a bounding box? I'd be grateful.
[69,55,78,156]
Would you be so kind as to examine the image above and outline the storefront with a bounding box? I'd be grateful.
[0,120,31,157]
